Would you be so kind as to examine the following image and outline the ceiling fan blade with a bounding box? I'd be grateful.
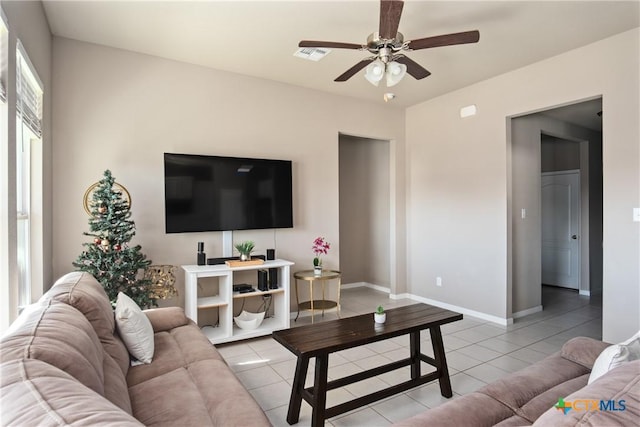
[335,58,375,82]
[394,55,431,80]
[299,40,364,50]
[379,0,404,39]
[408,30,480,50]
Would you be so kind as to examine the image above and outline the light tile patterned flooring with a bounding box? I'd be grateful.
[216,286,602,426]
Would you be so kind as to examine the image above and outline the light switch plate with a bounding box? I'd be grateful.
[633,208,640,222]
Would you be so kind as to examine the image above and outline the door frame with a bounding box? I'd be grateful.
[337,132,399,295]
[507,99,601,322]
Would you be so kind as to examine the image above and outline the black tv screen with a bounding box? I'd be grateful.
[164,153,293,233]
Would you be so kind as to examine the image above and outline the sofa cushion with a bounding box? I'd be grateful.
[533,360,640,426]
[392,391,515,427]
[104,351,134,414]
[43,271,131,376]
[560,336,610,369]
[115,292,155,364]
[493,415,532,426]
[0,300,105,396]
[126,323,224,387]
[40,272,134,413]
[144,306,191,332]
[588,330,640,384]
[1,359,143,426]
[129,359,270,427]
[43,272,115,340]
[478,352,590,423]
[515,374,589,422]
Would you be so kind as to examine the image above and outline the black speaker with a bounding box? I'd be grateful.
[197,242,206,265]
[258,270,269,291]
[266,249,275,260]
[268,268,278,289]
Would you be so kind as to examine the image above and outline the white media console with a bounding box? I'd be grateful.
[182,259,294,344]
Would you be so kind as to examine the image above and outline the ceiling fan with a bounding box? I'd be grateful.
[298,0,480,87]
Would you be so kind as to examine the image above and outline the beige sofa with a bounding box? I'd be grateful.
[0,272,270,426]
[394,336,640,426]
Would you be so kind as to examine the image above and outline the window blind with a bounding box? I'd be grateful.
[16,42,42,137]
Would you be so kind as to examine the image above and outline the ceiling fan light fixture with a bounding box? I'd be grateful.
[385,61,407,87]
[365,59,385,86]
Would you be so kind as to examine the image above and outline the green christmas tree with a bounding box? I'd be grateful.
[73,170,155,308]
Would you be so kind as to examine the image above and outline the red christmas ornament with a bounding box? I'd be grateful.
[113,244,121,251]
[94,238,102,245]
[98,205,107,214]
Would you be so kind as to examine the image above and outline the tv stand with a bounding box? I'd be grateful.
[182,259,294,344]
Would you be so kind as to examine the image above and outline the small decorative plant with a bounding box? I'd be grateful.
[235,241,255,261]
[374,305,386,324]
[312,236,331,268]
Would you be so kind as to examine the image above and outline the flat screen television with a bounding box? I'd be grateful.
[164,153,293,233]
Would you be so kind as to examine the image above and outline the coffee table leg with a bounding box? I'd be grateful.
[430,326,453,398]
[410,331,421,379]
[311,354,329,427]
[287,356,310,424]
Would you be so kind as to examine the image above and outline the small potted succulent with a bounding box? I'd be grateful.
[374,305,386,324]
[235,241,255,262]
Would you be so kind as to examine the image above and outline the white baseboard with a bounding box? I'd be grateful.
[342,282,391,294]
[408,294,512,326]
[390,293,412,300]
[341,283,517,326]
[579,290,591,296]
[512,305,543,319]
[364,283,391,293]
[340,281,367,290]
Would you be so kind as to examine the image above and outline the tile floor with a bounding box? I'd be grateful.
[216,286,602,426]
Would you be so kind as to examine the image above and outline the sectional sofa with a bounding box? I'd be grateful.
[0,272,270,426]
[394,336,640,426]
[2,271,638,426]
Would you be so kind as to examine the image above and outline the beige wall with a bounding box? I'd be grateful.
[1,0,52,329]
[406,28,639,342]
[338,134,390,287]
[51,37,406,311]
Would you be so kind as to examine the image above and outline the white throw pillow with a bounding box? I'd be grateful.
[588,330,640,384]
[115,292,155,364]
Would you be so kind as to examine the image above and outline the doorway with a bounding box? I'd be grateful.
[509,97,603,319]
[338,134,391,289]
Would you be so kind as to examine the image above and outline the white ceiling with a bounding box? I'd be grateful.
[42,0,638,114]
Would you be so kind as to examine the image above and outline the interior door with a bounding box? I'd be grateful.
[541,171,580,289]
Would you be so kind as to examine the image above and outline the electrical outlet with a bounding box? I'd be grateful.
[436,277,442,287]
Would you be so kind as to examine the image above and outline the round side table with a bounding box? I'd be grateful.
[293,270,341,323]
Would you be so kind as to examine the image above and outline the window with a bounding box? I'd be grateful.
[0,16,5,103]
[0,11,8,330]
[16,42,43,309]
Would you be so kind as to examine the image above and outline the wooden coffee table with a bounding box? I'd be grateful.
[272,303,463,427]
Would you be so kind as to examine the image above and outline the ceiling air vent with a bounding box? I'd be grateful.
[293,47,330,61]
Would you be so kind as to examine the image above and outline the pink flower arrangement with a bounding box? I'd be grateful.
[312,237,330,267]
